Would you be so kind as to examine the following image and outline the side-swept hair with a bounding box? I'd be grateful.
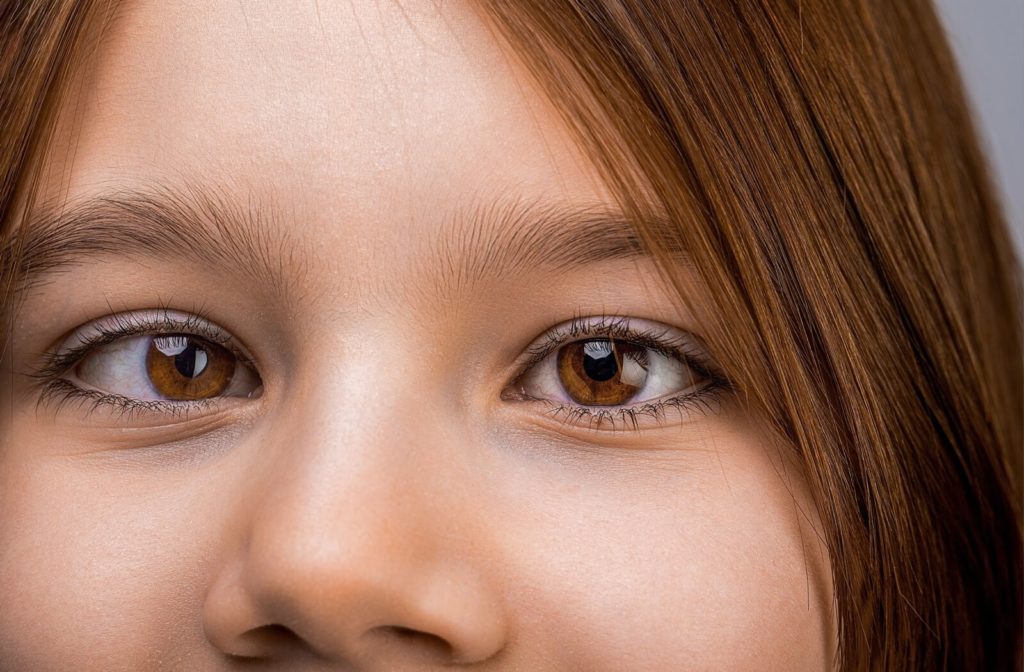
[476,1,1021,669]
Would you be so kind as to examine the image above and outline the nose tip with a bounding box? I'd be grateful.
[201,488,507,666]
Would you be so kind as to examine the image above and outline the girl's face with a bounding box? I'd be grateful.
[0,1,833,669]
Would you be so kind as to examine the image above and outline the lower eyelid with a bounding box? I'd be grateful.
[522,381,729,432]
[38,378,230,423]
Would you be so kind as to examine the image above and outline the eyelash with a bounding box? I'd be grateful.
[31,309,256,421]
[509,314,732,431]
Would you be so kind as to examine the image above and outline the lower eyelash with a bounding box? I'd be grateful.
[37,378,220,422]
[530,377,732,432]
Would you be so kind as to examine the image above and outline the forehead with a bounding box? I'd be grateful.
[42,0,609,229]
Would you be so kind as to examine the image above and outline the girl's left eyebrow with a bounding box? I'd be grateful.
[7,183,686,298]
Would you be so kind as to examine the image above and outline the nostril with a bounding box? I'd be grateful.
[227,623,304,659]
[369,624,454,660]
[251,623,302,645]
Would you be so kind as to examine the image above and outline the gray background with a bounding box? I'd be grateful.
[934,0,1023,258]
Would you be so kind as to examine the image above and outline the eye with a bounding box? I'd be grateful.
[504,315,728,430]
[515,336,706,407]
[34,310,265,418]
[71,333,261,402]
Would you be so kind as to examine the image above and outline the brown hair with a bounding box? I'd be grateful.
[3,1,1021,669]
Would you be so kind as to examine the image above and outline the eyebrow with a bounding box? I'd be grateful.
[430,193,683,293]
[7,184,682,298]
[9,185,302,299]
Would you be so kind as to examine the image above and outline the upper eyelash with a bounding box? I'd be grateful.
[516,313,718,378]
[32,309,250,384]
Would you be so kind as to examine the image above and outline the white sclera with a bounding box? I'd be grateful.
[76,335,161,399]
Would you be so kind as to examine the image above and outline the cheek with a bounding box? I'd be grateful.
[0,420,834,669]
[499,429,834,671]
[0,430,217,669]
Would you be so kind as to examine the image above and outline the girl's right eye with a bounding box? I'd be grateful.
[71,334,262,402]
[30,309,264,420]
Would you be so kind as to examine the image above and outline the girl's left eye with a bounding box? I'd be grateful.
[513,337,706,408]
[503,317,729,430]
[70,334,262,402]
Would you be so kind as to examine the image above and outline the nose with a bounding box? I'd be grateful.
[201,399,507,666]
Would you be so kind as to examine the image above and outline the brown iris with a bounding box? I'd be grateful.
[556,339,649,405]
[145,335,236,400]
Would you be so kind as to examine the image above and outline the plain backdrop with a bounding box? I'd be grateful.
[934,0,1024,258]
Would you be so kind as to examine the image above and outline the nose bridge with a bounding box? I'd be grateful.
[204,355,506,662]
[258,319,460,547]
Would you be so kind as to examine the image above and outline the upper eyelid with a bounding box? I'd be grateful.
[516,315,701,371]
[41,312,698,375]
[34,310,255,382]
[66,310,231,348]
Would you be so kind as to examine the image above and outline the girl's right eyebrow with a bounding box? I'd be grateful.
[8,183,299,299]
[7,183,687,299]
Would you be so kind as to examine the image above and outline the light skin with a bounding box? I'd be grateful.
[0,1,834,670]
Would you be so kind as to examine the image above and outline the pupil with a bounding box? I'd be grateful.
[582,340,618,382]
[173,342,208,379]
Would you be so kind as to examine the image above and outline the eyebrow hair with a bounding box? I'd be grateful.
[430,193,683,293]
[8,184,304,299]
[6,184,682,299]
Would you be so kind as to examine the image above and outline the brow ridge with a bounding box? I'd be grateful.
[7,184,681,302]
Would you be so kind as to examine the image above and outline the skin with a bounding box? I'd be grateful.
[0,1,834,670]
